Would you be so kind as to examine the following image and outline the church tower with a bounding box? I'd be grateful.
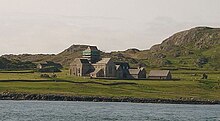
[83,46,100,63]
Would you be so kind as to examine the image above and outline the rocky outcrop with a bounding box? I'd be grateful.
[1,93,219,105]
[150,27,220,51]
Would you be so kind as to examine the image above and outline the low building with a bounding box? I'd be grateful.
[37,61,62,73]
[91,58,116,78]
[90,68,104,78]
[70,58,93,76]
[148,70,172,80]
[127,67,146,79]
[37,61,62,69]
[115,62,130,79]
[37,63,48,69]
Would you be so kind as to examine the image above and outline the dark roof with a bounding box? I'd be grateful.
[38,63,47,65]
[114,62,130,68]
[38,61,62,68]
[149,70,170,77]
[80,58,90,63]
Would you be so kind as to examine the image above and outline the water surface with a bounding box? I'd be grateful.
[0,100,220,121]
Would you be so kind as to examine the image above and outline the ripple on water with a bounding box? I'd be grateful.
[0,101,220,121]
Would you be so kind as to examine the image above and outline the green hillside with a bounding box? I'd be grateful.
[112,27,220,70]
[1,27,220,70]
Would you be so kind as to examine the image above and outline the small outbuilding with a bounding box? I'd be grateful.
[127,67,146,79]
[69,58,93,76]
[115,62,130,79]
[37,61,63,69]
[148,70,172,80]
[90,68,104,78]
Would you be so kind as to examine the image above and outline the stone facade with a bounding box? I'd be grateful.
[91,58,116,78]
[70,46,147,79]
[127,68,146,79]
[70,58,93,76]
[148,70,172,80]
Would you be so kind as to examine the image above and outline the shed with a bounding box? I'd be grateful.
[90,68,104,78]
[148,70,172,80]
[127,67,146,79]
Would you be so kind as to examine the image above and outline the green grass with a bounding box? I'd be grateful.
[0,72,48,80]
[0,70,220,100]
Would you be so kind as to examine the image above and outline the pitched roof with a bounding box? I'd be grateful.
[90,68,103,75]
[128,69,140,75]
[114,62,130,69]
[86,46,98,51]
[149,70,170,77]
[95,58,111,64]
[79,59,90,63]
[70,58,89,65]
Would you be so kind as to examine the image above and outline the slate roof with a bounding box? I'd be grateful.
[149,70,170,77]
[114,62,130,69]
[79,58,90,63]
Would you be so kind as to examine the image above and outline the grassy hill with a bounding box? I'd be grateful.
[1,26,220,70]
[108,27,220,70]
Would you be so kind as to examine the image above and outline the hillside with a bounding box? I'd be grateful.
[145,27,220,70]
[1,45,88,67]
[100,27,220,70]
[1,27,220,70]
[0,57,36,70]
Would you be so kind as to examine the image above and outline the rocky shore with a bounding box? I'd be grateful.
[1,92,219,105]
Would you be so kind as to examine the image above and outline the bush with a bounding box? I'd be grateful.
[196,57,208,67]
[40,74,50,78]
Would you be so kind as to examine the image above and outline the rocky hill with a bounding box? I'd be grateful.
[146,27,220,69]
[151,27,220,51]
[2,27,220,70]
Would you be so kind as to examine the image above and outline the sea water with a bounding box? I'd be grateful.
[0,100,220,121]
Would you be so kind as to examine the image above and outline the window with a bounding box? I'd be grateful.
[78,68,80,74]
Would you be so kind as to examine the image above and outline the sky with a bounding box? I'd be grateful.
[0,0,220,55]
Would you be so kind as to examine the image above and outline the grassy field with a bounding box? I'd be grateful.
[0,70,220,100]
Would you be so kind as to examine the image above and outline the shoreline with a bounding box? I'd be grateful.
[1,93,220,105]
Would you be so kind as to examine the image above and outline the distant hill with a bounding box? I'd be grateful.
[2,27,220,70]
[0,57,36,70]
[146,27,220,70]
[2,45,88,67]
[151,27,220,51]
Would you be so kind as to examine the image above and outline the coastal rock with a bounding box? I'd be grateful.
[0,93,219,105]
